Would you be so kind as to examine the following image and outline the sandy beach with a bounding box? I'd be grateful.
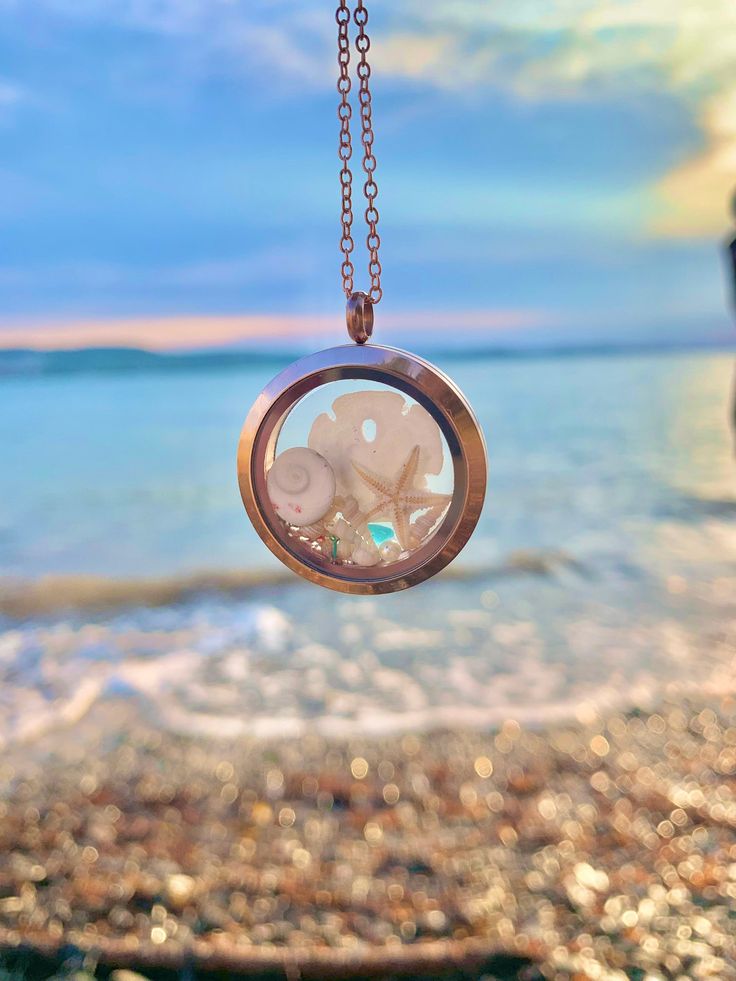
[2,694,736,979]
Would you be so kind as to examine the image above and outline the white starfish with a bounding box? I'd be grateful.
[351,445,451,551]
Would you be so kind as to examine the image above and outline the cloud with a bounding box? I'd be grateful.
[0,245,320,292]
[0,80,21,104]
[0,78,25,117]
[654,89,736,237]
[373,1,736,237]
[11,0,334,91]
[0,308,549,350]
[89,2,736,234]
[5,1,734,234]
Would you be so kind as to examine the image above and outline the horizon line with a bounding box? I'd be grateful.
[0,309,548,352]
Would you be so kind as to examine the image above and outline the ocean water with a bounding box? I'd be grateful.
[1,350,735,746]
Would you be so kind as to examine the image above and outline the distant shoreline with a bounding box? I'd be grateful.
[0,342,734,378]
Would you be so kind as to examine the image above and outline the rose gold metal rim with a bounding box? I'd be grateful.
[237,344,487,594]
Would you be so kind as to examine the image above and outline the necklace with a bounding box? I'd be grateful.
[237,0,487,594]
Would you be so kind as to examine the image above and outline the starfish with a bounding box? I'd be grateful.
[351,445,451,551]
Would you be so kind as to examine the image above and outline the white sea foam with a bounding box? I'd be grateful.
[0,559,734,748]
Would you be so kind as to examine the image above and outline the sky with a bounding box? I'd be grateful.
[0,0,735,350]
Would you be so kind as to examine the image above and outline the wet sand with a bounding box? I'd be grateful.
[2,696,736,979]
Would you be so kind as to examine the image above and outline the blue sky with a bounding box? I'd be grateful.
[0,0,734,349]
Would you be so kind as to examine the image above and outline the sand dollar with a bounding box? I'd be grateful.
[308,390,444,513]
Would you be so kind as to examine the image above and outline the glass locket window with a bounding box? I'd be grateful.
[238,345,487,594]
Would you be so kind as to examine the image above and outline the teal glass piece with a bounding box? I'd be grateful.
[368,523,394,545]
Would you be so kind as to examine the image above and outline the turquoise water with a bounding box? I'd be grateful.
[1,351,735,743]
[2,350,733,579]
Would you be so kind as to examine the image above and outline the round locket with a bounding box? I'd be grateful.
[237,343,487,594]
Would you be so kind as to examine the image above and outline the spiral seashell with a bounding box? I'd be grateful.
[267,447,336,527]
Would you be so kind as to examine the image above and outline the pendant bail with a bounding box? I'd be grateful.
[346,291,374,345]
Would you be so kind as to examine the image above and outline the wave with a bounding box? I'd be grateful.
[0,549,730,751]
[0,568,295,617]
[0,550,585,617]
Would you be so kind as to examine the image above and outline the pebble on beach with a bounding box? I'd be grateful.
[2,696,736,978]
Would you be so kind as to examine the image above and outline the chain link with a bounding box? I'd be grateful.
[336,0,382,304]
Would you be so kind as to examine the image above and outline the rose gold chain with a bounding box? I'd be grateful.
[336,0,382,305]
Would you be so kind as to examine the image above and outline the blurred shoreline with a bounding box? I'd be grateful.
[2,694,736,978]
[0,550,581,617]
